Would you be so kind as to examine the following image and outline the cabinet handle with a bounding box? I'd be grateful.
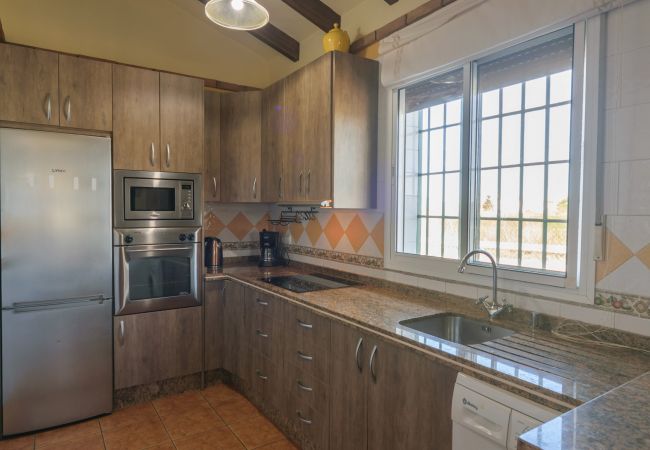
[297,319,313,329]
[256,370,268,381]
[296,411,312,425]
[307,170,311,195]
[297,351,313,361]
[166,144,171,168]
[119,320,125,346]
[278,176,283,200]
[252,177,257,199]
[256,329,269,339]
[298,172,303,194]
[44,94,52,121]
[63,96,72,122]
[355,337,364,373]
[256,298,269,306]
[212,177,217,197]
[369,345,378,382]
[297,381,313,392]
[150,143,156,167]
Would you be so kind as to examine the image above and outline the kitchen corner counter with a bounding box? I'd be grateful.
[518,373,650,450]
[205,264,650,418]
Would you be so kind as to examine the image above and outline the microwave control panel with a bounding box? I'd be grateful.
[181,183,193,218]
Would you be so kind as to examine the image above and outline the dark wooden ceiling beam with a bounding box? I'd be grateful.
[198,0,300,62]
[279,0,340,33]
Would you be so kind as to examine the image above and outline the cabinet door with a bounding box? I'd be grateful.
[160,73,204,173]
[261,79,285,203]
[303,53,332,203]
[58,55,112,131]
[220,91,262,202]
[112,64,160,171]
[366,339,456,450]
[329,321,369,450]
[204,91,221,202]
[0,44,59,125]
[282,69,308,202]
[221,281,252,381]
[113,307,202,390]
[204,280,224,371]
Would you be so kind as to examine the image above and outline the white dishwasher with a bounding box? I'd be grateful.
[452,373,560,450]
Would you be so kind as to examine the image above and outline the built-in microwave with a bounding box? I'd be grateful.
[114,170,202,228]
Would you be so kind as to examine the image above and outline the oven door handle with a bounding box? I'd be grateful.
[124,246,195,253]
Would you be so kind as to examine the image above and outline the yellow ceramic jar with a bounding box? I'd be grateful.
[322,23,350,53]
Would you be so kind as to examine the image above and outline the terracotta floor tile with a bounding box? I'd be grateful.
[255,440,299,450]
[34,419,101,448]
[174,426,244,450]
[141,444,175,450]
[228,415,284,449]
[38,433,104,450]
[100,402,159,431]
[0,434,35,450]
[102,418,170,450]
[214,398,261,425]
[161,403,225,441]
[153,390,208,418]
[202,384,244,408]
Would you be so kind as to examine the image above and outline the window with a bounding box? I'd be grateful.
[395,26,579,279]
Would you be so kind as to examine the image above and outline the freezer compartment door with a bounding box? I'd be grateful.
[2,298,113,436]
[0,128,112,306]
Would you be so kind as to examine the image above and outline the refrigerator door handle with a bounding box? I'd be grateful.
[6,295,107,312]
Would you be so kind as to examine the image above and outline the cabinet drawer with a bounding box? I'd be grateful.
[284,302,331,350]
[284,338,330,384]
[247,290,282,320]
[287,393,329,450]
[250,351,283,412]
[284,363,329,413]
[249,312,283,361]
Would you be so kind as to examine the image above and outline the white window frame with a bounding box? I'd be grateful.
[384,17,604,304]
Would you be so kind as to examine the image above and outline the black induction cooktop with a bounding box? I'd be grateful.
[260,273,358,293]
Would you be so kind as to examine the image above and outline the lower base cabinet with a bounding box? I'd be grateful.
[113,306,202,390]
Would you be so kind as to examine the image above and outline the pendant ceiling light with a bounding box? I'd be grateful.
[204,0,269,31]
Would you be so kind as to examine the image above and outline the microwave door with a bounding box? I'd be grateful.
[124,178,180,221]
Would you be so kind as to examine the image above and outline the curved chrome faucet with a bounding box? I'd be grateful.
[458,249,512,319]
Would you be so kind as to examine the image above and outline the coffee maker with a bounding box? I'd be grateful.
[259,229,282,267]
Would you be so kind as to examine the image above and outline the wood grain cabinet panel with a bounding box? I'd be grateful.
[0,43,59,126]
[112,64,160,171]
[204,91,221,202]
[160,72,204,173]
[220,91,262,202]
[282,68,309,202]
[204,280,224,371]
[261,79,285,203]
[58,55,112,131]
[113,307,202,390]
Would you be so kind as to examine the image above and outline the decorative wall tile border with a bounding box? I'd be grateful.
[595,289,650,319]
[286,244,384,269]
[223,240,259,250]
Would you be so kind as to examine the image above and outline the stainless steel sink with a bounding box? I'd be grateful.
[398,313,515,345]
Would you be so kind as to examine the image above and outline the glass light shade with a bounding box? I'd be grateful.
[204,0,269,31]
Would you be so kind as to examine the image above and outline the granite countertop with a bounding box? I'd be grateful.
[205,264,650,415]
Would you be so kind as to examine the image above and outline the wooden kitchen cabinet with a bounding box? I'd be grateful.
[220,91,262,202]
[0,43,59,126]
[204,280,224,371]
[112,64,160,171]
[160,72,204,173]
[261,79,285,203]
[113,306,202,390]
[204,90,221,202]
[282,68,308,202]
[219,281,252,382]
[58,54,112,131]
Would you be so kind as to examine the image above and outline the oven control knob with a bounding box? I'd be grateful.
[179,234,187,242]
[124,235,134,244]
[187,233,195,241]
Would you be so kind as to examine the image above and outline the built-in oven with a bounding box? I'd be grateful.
[113,170,202,228]
[113,227,202,315]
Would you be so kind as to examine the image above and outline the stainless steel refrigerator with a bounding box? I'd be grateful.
[0,128,112,435]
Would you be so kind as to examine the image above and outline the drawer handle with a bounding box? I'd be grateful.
[370,345,378,382]
[297,381,313,392]
[119,320,125,346]
[256,370,268,381]
[297,351,313,361]
[355,337,363,373]
[256,298,269,306]
[296,411,312,425]
[256,330,269,339]
[297,319,313,329]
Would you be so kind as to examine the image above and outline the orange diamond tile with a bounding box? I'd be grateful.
[346,214,369,252]
[324,214,345,249]
[289,222,304,243]
[636,243,650,271]
[370,217,385,256]
[256,213,272,232]
[305,219,323,246]
[227,212,254,241]
[204,212,225,237]
[596,229,634,283]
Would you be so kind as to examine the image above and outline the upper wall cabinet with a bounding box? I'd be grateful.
[113,65,204,173]
[58,54,112,131]
[261,79,285,203]
[220,91,262,203]
[204,90,221,202]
